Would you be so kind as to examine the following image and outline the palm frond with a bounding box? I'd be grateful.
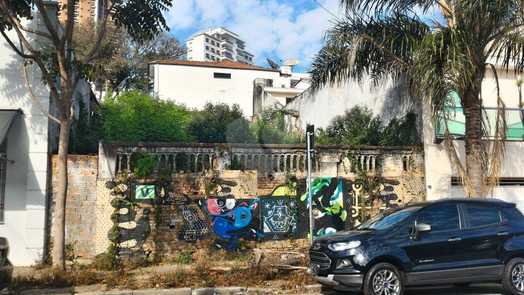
[310,13,430,90]
[340,0,436,15]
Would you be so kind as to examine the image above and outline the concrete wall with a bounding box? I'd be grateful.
[0,25,50,266]
[284,77,418,131]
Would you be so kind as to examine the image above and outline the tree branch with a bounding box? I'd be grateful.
[19,25,53,40]
[21,62,61,124]
[82,0,115,64]
[32,0,62,47]
[0,30,34,59]
[61,0,75,49]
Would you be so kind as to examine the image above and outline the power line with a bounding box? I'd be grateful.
[311,0,343,21]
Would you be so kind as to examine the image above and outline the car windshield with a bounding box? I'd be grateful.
[356,206,421,231]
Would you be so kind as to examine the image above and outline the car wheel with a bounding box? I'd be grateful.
[503,258,524,295]
[363,262,404,295]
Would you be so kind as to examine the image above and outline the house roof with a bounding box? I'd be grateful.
[149,60,280,72]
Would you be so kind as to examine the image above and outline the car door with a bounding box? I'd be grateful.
[404,203,463,272]
[455,203,509,269]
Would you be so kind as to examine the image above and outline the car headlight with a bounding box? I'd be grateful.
[328,241,361,252]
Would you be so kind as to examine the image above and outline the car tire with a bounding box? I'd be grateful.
[363,262,404,295]
[503,258,524,295]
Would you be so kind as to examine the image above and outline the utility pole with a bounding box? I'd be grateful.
[306,124,315,243]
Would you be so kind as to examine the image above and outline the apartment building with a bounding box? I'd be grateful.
[57,0,104,24]
[186,27,254,64]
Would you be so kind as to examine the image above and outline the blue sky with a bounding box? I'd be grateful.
[164,0,345,72]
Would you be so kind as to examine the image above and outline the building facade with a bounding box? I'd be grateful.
[186,28,254,64]
[149,60,309,118]
[57,0,103,24]
[0,5,95,266]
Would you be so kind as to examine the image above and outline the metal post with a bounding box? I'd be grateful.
[307,131,314,242]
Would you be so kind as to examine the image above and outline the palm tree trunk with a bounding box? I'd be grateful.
[51,119,71,269]
[464,97,484,197]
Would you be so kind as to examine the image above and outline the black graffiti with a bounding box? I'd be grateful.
[260,197,299,240]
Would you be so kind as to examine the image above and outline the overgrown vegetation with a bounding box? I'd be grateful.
[316,106,420,146]
[77,91,304,147]
[100,91,192,143]
[73,94,420,150]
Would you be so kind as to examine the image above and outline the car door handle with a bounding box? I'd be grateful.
[497,232,510,236]
[448,237,462,242]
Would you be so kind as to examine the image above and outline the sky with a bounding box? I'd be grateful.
[164,0,345,72]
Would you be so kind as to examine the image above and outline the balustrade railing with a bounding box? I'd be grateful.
[105,142,420,177]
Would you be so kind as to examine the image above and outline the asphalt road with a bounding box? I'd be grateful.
[321,284,507,295]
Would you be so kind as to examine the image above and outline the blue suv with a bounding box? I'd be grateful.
[309,199,524,295]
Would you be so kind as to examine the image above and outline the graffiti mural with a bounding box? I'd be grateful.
[349,178,400,226]
[169,195,210,242]
[205,198,262,250]
[206,171,257,198]
[299,177,351,237]
[260,197,299,240]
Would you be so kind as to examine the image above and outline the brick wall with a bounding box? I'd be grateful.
[51,155,98,258]
[54,152,425,260]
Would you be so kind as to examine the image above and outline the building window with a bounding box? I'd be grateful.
[205,38,209,42]
[214,72,231,79]
[0,140,6,224]
[205,46,209,50]
[206,54,210,59]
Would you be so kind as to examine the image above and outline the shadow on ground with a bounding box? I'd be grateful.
[322,284,506,295]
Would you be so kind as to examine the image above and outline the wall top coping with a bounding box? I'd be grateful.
[101,141,422,153]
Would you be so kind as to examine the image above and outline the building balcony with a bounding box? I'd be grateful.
[435,106,524,141]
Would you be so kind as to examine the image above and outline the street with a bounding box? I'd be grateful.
[321,284,506,295]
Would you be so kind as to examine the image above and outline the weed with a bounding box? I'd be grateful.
[171,250,193,264]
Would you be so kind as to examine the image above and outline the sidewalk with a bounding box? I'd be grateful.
[1,285,323,295]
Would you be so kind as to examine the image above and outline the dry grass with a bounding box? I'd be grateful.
[9,245,314,292]
[9,268,105,291]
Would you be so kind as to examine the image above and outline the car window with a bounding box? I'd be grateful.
[416,203,460,232]
[501,207,524,223]
[357,206,421,231]
[465,204,501,228]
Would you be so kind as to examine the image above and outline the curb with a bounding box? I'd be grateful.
[14,287,278,295]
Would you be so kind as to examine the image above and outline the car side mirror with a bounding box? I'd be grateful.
[411,223,431,240]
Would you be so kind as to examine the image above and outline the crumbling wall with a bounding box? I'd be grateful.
[55,147,425,261]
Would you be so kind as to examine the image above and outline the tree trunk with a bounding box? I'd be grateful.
[51,119,71,269]
[463,97,484,197]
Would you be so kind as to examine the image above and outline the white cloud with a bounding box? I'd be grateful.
[166,0,344,69]
[165,0,197,29]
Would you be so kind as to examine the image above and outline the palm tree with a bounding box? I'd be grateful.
[311,0,524,197]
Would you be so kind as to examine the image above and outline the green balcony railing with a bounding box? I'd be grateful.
[435,92,524,141]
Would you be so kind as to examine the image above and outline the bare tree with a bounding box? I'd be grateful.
[0,0,173,269]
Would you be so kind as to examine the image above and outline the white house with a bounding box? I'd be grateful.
[149,59,309,118]
[0,4,95,266]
